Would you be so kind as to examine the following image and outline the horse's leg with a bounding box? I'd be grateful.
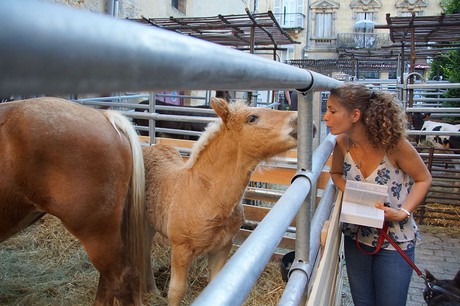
[168,244,194,306]
[63,214,141,306]
[52,184,141,306]
[207,241,233,281]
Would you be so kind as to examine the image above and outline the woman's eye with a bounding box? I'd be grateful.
[247,115,258,123]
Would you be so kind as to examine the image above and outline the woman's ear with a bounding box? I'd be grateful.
[351,109,362,123]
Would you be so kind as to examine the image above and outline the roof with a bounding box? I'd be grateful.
[375,13,460,45]
[338,13,460,68]
[287,59,399,69]
[130,8,299,50]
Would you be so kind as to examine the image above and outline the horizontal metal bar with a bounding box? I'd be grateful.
[79,100,146,109]
[405,83,460,90]
[406,107,460,113]
[77,94,149,101]
[154,128,202,137]
[154,106,215,115]
[155,93,208,100]
[412,98,460,102]
[244,187,284,202]
[406,131,460,136]
[136,125,203,138]
[121,111,216,124]
[0,0,342,96]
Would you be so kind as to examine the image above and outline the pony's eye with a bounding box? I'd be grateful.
[247,115,258,123]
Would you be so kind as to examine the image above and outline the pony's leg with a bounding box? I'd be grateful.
[168,244,194,306]
[145,225,160,295]
[207,241,233,281]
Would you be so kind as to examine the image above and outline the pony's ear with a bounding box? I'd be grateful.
[425,269,436,282]
[454,270,460,287]
[211,97,230,124]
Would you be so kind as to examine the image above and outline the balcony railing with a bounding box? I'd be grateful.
[311,38,337,50]
[273,12,305,30]
[336,33,392,49]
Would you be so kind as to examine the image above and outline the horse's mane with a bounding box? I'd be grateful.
[186,101,247,168]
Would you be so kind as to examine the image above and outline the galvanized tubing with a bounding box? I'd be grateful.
[2,0,315,96]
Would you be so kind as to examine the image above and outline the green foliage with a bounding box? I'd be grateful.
[440,0,460,13]
[428,0,460,101]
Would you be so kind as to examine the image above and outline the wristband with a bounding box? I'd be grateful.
[399,207,411,220]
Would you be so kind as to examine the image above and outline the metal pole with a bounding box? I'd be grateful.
[290,91,314,305]
[0,0,314,96]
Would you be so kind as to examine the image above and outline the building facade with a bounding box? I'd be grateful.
[269,0,444,80]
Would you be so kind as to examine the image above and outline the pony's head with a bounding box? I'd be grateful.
[210,97,298,159]
[424,269,460,306]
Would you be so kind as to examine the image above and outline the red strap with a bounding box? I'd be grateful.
[355,222,388,255]
[378,228,424,277]
[356,222,424,278]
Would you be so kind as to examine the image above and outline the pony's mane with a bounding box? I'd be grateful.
[186,101,247,167]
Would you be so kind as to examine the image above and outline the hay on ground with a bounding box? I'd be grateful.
[0,215,286,305]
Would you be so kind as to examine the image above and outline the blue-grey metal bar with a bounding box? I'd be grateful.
[405,83,460,90]
[120,111,216,124]
[77,94,149,101]
[1,0,314,96]
[292,91,314,306]
[406,131,460,136]
[406,107,460,113]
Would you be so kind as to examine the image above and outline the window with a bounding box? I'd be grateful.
[274,0,305,29]
[171,0,186,14]
[315,13,332,38]
[400,11,422,17]
[354,12,375,48]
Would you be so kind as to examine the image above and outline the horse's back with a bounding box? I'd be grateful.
[0,98,132,241]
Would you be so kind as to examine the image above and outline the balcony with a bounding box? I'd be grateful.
[310,38,337,50]
[336,33,392,50]
[273,12,305,30]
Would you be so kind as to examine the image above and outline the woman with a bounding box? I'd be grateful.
[323,83,431,306]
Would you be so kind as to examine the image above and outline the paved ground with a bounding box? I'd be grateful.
[341,225,460,306]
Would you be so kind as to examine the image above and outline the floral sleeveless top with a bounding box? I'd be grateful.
[341,150,420,251]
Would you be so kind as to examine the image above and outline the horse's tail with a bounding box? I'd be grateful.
[103,110,147,297]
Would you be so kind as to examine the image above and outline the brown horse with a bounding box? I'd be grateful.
[0,98,148,305]
[143,97,299,305]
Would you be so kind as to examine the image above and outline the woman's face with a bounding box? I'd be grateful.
[323,94,355,135]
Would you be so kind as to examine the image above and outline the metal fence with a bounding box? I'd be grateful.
[0,1,342,305]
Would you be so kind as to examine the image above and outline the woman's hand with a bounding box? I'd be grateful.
[375,202,409,222]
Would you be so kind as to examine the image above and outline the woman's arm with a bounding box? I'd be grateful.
[376,138,432,222]
[330,136,346,192]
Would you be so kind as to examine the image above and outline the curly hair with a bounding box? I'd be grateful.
[330,83,406,151]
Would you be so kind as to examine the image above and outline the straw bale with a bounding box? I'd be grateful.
[415,203,460,227]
